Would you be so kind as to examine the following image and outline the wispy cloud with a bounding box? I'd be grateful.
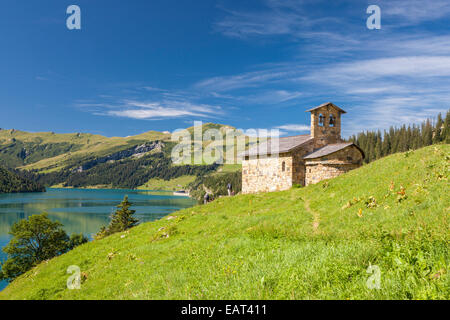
[215,0,343,39]
[195,68,294,92]
[275,124,310,132]
[299,54,450,133]
[78,98,223,120]
[382,0,450,24]
[304,56,450,83]
[244,128,285,138]
[233,89,303,104]
[73,1,450,134]
[140,86,168,92]
[243,123,310,137]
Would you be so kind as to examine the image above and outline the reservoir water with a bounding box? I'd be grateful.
[0,188,197,291]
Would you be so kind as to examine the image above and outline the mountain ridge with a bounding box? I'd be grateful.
[0,123,235,172]
[0,124,240,196]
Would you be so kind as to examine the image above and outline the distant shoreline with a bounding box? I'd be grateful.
[47,186,185,194]
[49,185,192,197]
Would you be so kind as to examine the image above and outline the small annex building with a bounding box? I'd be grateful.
[241,102,365,194]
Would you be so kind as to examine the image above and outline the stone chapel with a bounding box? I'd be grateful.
[241,102,365,194]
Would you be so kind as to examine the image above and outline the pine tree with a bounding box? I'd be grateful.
[95,196,139,239]
[346,110,449,164]
[381,131,390,156]
[406,125,412,150]
[391,129,399,154]
[411,124,420,149]
[375,131,382,159]
[433,113,444,144]
[444,110,450,143]
[422,120,433,146]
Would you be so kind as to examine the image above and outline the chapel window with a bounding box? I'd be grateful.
[318,113,325,127]
[329,114,335,127]
[282,161,286,172]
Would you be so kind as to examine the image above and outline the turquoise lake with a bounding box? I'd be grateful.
[0,188,197,291]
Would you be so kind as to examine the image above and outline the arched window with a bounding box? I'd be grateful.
[318,113,324,127]
[329,114,335,127]
[282,161,286,172]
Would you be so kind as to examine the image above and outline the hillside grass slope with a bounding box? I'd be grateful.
[0,125,242,192]
[0,129,170,172]
[0,123,237,173]
[0,145,448,300]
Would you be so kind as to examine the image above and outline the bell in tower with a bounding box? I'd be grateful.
[306,102,346,149]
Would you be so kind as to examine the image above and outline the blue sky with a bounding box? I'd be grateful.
[1,0,449,137]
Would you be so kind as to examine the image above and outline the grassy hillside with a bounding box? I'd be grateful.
[0,128,170,172]
[0,145,448,300]
[136,175,197,191]
[0,125,242,191]
[188,170,242,201]
[0,124,239,173]
[0,166,45,193]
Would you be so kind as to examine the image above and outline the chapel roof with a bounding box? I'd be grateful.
[305,102,347,114]
[303,142,365,159]
[242,134,313,157]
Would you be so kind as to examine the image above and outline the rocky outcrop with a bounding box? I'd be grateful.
[73,141,165,172]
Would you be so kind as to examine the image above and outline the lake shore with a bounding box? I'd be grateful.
[0,188,197,292]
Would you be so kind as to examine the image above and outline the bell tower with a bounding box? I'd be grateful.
[307,102,346,149]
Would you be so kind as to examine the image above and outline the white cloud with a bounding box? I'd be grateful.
[237,90,303,104]
[382,36,450,56]
[108,108,199,119]
[382,0,450,24]
[192,51,450,133]
[262,90,302,103]
[298,55,450,134]
[195,69,293,92]
[75,2,450,135]
[345,86,407,95]
[275,124,310,132]
[215,0,342,39]
[304,56,450,83]
[244,128,286,138]
[140,86,168,92]
[85,99,223,120]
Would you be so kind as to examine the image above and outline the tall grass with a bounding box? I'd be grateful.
[0,145,448,300]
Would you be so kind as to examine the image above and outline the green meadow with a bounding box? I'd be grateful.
[0,145,448,300]
[136,175,197,191]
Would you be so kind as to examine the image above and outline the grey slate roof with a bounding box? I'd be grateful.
[303,143,361,159]
[306,102,347,114]
[243,134,313,157]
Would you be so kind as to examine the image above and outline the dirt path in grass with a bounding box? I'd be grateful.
[304,198,320,233]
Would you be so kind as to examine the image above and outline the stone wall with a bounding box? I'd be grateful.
[242,153,293,193]
[310,105,343,149]
[290,141,314,186]
[304,145,363,185]
[241,104,364,192]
